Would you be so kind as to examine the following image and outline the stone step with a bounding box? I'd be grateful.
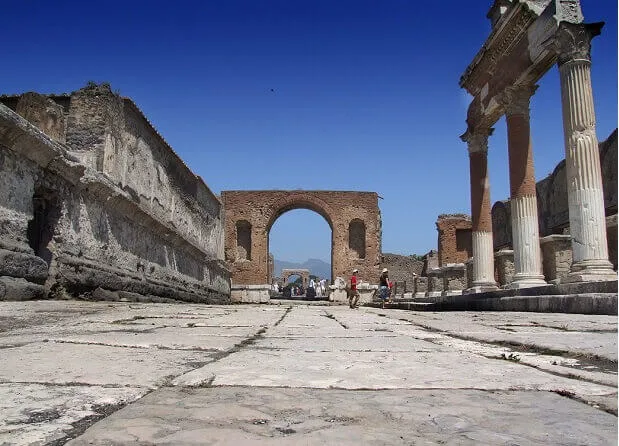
[367,292,618,315]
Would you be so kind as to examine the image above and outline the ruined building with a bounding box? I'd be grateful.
[0,83,230,302]
[221,190,382,302]
[425,0,618,297]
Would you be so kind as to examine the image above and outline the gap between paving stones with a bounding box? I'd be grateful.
[42,338,221,352]
[371,312,618,411]
[10,307,291,445]
[44,400,140,446]
[369,311,619,415]
[323,311,349,329]
[392,317,617,373]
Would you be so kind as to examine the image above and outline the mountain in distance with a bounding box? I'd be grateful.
[273,257,331,280]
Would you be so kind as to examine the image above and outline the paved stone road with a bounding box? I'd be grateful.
[0,301,616,445]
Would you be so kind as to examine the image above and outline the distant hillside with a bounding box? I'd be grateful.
[273,258,331,280]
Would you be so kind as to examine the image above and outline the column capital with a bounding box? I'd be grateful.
[460,127,494,154]
[499,84,538,118]
[555,22,603,66]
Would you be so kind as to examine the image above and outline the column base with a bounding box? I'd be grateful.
[426,291,442,298]
[464,283,499,294]
[562,259,617,283]
[442,290,463,297]
[509,274,547,289]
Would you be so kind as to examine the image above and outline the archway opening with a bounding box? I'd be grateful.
[268,209,331,300]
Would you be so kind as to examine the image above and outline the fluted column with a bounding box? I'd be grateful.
[462,128,497,292]
[556,22,616,282]
[502,85,547,288]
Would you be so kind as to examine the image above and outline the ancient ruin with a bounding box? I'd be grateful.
[0,1,615,311]
[281,269,310,288]
[459,0,617,292]
[0,84,230,303]
[221,190,381,302]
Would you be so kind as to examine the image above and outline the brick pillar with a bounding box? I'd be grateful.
[502,85,546,288]
[555,22,616,282]
[462,128,498,292]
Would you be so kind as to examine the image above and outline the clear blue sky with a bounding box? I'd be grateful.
[2,1,617,264]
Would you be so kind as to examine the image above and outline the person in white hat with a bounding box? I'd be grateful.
[379,268,390,308]
[348,269,360,309]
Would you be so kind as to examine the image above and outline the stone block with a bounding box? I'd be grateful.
[415,276,428,294]
[0,275,46,301]
[92,287,120,301]
[329,289,347,303]
[465,258,473,289]
[426,269,444,297]
[0,248,49,283]
[231,285,271,304]
[540,234,572,284]
[495,250,515,287]
[441,263,466,296]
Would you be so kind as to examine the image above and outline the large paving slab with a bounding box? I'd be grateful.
[0,301,616,445]
[0,383,147,446]
[390,310,618,361]
[67,387,617,446]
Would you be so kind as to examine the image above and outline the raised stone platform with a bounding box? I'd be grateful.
[369,280,618,315]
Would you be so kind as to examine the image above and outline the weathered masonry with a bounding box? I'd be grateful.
[0,84,230,302]
[281,269,310,288]
[460,0,617,292]
[221,190,381,302]
[429,130,616,294]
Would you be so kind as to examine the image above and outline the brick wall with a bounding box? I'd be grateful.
[222,190,381,285]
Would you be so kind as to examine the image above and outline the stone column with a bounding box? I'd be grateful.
[556,22,616,282]
[462,128,498,292]
[502,85,547,288]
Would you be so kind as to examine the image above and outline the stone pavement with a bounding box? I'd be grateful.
[0,301,616,445]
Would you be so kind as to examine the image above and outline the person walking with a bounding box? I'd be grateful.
[348,269,361,309]
[379,268,390,308]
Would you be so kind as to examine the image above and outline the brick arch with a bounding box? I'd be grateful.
[281,269,310,288]
[265,192,335,232]
[221,190,381,288]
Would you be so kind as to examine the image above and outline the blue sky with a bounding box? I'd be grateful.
[2,1,617,264]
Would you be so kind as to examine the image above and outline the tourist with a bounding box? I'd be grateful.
[379,268,390,308]
[348,269,360,309]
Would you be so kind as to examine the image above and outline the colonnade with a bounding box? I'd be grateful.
[465,22,616,291]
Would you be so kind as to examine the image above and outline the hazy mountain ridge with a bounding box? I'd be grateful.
[273,258,331,279]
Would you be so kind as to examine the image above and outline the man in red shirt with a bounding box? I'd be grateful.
[348,269,360,309]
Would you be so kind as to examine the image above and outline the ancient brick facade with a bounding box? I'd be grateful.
[0,83,230,302]
[436,214,472,267]
[221,190,381,286]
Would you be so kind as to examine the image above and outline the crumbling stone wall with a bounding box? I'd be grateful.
[436,214,472,266]
[0,84,229,302]
[380,253,423,292]
[221,190,381,285]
